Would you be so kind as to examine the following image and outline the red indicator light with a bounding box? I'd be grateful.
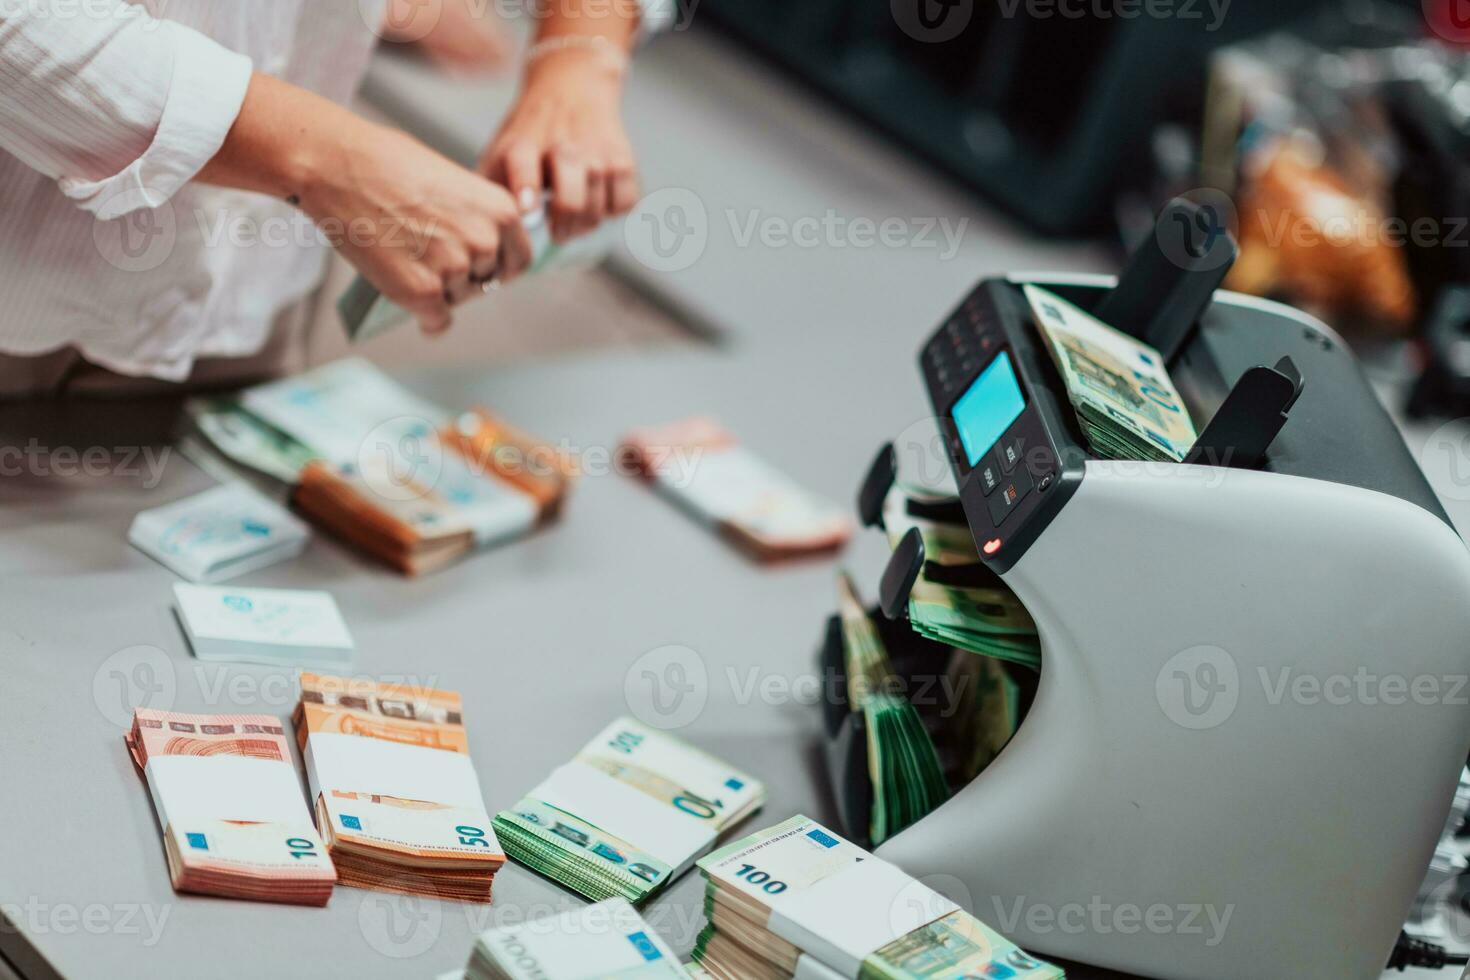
[982,538,1002,556]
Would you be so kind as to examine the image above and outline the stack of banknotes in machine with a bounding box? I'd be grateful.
[1023,284,1198,462]
[126,708,336,906]
[181,358,574,574]
[880,474,1042,669]
[833,569,1020,846]
[694,815,1064,980]
[294,672,503,901]
[494,717,765,903]
[465,897,688,980]
[620,417,852,560]
[835,571,948,845]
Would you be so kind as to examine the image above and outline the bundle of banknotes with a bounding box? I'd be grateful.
[494,717,765,904]
[1023,284,1198,462]
[293,672,503,902]
[173,583,355,669]
[881,481,1041,669]
[620,417,852,560]
[183,358,574,575]
[465,897,687,980]
[693,815,1064,980]
[836,572,947,846]
[128,482,310,583]
[126,709,336,906]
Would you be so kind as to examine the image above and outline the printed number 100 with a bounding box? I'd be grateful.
[735,864,787,894]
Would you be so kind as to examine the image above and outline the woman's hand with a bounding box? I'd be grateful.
[199,73,532,334]
[299,124,532,334]
[480,49,637,243]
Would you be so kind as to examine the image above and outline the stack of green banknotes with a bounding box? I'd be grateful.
[881,484,1042,669]
[693,815,1065,980]
[493,716,765,904]
[837,573,948,846]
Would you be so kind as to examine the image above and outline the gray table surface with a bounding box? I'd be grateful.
[2,24,1464,980]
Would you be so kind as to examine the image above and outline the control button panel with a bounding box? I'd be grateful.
[996,435,1023,473]
[919,279,1082,572]
[977,457,1001,496]
[922,290,1002,405]
[986,446,1035,526]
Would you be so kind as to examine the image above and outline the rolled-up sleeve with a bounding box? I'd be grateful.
[0,4,253,218]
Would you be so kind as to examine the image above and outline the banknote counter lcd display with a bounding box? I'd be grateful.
[950,350,1026,469]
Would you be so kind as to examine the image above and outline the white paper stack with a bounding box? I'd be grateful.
[174,583,354,668]
[129,483,309,582]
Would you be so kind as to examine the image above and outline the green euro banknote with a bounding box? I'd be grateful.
[494,717,765,904]
[694,815,1064,980]
[837,572,947,846]
[907,576,1041,670]
[1024,284,1198,462]
[184,398,317,484]
[936,650,1019,785]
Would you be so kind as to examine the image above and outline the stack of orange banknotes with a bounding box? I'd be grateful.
[126,708,336,906]
[293,672,503,902]
[293,409,576,576]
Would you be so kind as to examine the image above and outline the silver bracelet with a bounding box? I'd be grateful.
[524,34,629,73]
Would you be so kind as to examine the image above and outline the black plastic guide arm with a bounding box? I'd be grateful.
[857,444,898,529]
[1095,197,1240,365]
[1185,357,1304,470]
[879,528,925,620]
[857,442,967,530]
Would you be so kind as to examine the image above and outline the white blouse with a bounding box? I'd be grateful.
[0,0,670,381]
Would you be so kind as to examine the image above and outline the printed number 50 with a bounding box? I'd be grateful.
[457,825,491,847]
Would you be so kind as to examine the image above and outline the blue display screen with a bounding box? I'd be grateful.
[952,351,1026,467]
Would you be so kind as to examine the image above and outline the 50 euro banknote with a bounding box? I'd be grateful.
[126,708,336,906]
[293,672,502,902]
[494,717,766,904]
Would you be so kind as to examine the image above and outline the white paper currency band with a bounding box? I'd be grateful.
[487,899,680,978]
[670,448,838,536]
[168,818,329,869]
[174,584,354,650]
[580,717,762,816]
[305,731,485,809]
[536,762,716,870]
[438,455,538,545]
[146,754,311,828]
[766,858,959,977]
[794,954,848,980]
[242,357,448,463]
[129,484,308,583]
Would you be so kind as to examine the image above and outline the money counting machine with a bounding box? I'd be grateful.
[821,202,1470,979]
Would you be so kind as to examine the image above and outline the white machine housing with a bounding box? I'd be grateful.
[876,274,1470,980]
